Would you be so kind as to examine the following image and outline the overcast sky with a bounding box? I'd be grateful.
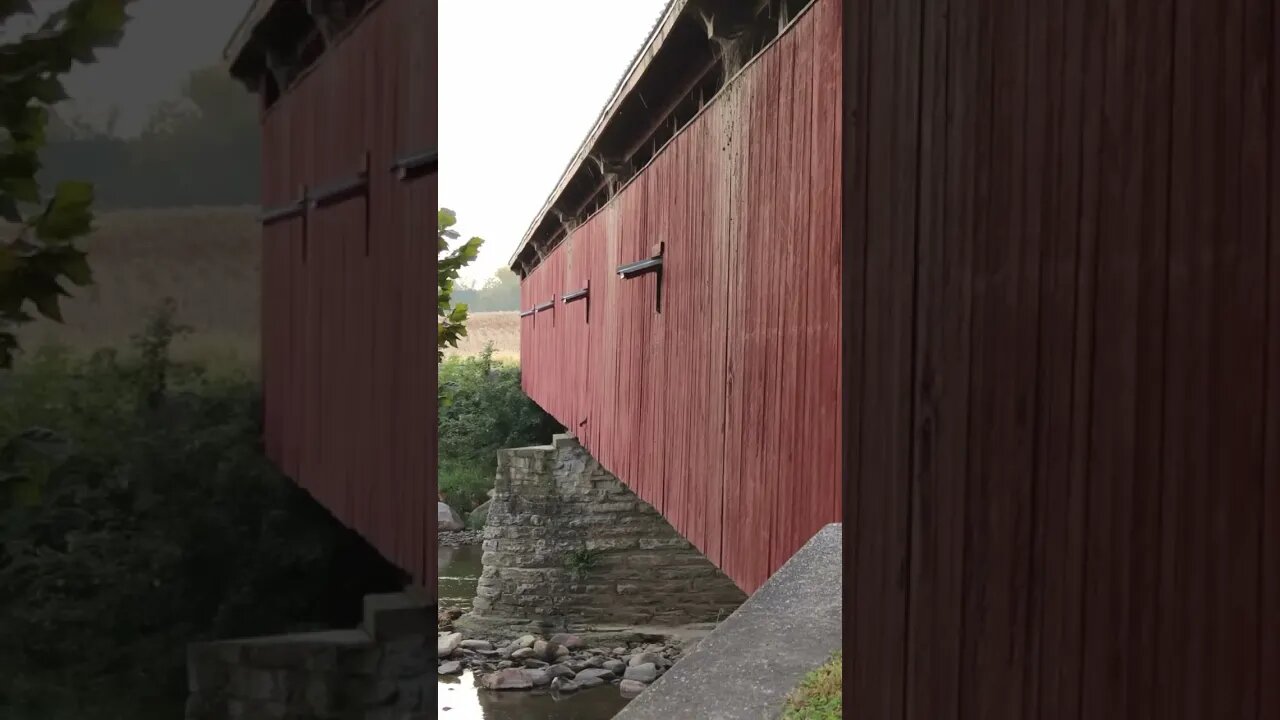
[440,0,669,284]
[34,0,254,135]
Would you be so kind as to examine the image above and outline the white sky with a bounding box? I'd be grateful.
[12,0,254,137]
[439,0,669,284]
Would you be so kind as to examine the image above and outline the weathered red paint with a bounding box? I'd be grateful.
[520,0,843,595]
[259,0,437,594]
[839,0,1280,715]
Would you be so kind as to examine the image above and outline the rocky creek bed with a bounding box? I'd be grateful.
[436,627,681,700]
[438,529,485,547]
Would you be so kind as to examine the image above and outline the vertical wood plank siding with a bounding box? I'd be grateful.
[841,0,1280,716]
[519,0,844,595]
[258,0,437,594]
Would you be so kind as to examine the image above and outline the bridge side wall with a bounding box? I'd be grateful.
[259,0,438,591]
[517,0,843,595]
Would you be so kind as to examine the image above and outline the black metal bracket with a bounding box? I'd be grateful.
[259,199,306,225]
[311,153,370,209]
[519,309,534,318]
[616,256,663,278]
[562,280,589,322]
[392,148,437,181]
[310,173,368,209]
[617,242,664,313]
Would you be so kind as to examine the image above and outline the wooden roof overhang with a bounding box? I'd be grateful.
[509,0,819,277]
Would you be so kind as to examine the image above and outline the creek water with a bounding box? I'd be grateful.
[437,543,634,720]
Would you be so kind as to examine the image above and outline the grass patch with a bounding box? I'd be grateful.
[782,651,842,719]
[439,458,494,518]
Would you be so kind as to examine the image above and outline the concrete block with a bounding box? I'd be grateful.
[361,593,432,641]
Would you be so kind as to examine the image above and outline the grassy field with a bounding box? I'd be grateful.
[446,310,520,361]
[13,205,261,369]
[9,206,520,368]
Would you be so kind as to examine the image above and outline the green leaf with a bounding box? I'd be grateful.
[32,285,64,322]
[0,0,36,20]
[0,244,16,275]
[33,180,94,241]
[0,330,15,368]
[6,175,41,203]
[29,76,68,104]
[58,249,92,286]
[0,191,20,222]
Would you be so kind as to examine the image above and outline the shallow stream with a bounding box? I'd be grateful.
[437,543,634,720]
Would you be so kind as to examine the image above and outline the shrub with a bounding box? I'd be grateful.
[439,457,494,517]
[0,301,407,720]
[437,345,561,514]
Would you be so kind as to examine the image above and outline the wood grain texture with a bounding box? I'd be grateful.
[840,0,1279,716]
[258,0,436,594]
[519,0,843,596]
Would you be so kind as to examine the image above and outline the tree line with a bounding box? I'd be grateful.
[41,64,260,209]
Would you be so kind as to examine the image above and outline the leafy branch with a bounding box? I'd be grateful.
[0,0,134,369]
[438,207,482,361]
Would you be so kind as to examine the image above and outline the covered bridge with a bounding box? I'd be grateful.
[516,0,1280,717]
[225,0,438,598]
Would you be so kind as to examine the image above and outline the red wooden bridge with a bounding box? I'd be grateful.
[227,0,439,594]
[515,0,1280,717]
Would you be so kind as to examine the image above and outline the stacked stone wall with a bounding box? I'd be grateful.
[471,434,746,626]
[185,630,431,720]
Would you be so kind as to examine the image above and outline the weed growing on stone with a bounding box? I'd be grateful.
[563,547,604,579]
[782,650,842,719]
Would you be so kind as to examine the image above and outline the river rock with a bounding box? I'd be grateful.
[533,640,566,661]
[437,633,462,658]
[555,676,586,691]
[549,633,583,649]
[511,647,538,660]
[603,659,626,674]
[624,663,659,683]
[628,652,665,668]
[469,499,492,527]
[460,639,493,651]
[512,635,537,649]
[437,661,462,675]
[521,658,549,669]
[577,674,606,689]
[480,668,533,690]
[547,663,576,679]
[576,668,616,683]
[496,660,515,670]
[585,655,606,668]
[437,501,465,531]
[619,679,647,697]
[526,669,552,687]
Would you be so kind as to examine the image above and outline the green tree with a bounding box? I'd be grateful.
[453,267,521,312]
[438,207,482,360]
[0,0,135,369]
[126,63,260,205]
